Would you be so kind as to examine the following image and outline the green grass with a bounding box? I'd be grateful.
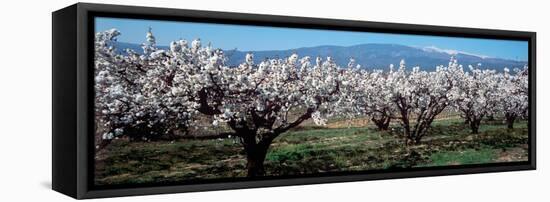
[95,119,529,185]
[423,147,497,166]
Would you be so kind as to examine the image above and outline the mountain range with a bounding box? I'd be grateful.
[114,42,527,71]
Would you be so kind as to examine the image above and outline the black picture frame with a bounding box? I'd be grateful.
[52,2,536,199]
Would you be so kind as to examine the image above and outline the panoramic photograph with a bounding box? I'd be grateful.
[93,17,529,186]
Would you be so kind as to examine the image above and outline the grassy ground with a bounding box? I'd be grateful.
[94,119,528,185]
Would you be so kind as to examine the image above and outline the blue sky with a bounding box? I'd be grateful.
[95,17,528,61]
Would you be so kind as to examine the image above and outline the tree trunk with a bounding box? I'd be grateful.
[246,151,265,178]
[399,115,414,146]
[411,136,422,145]
[245,148,268,177]
[469,118,481,134]
[372,116,391,130]
[506,115,516,129]
[241,134,273,178]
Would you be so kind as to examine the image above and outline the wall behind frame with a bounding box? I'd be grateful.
[0,0,547,201]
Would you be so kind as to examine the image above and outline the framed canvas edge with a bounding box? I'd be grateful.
[68,2,536,199]
[79,164,535,199]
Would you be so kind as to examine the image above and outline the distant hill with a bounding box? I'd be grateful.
[113,42,527,71]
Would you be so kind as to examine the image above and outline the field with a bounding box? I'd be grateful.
[94,118,528,185]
